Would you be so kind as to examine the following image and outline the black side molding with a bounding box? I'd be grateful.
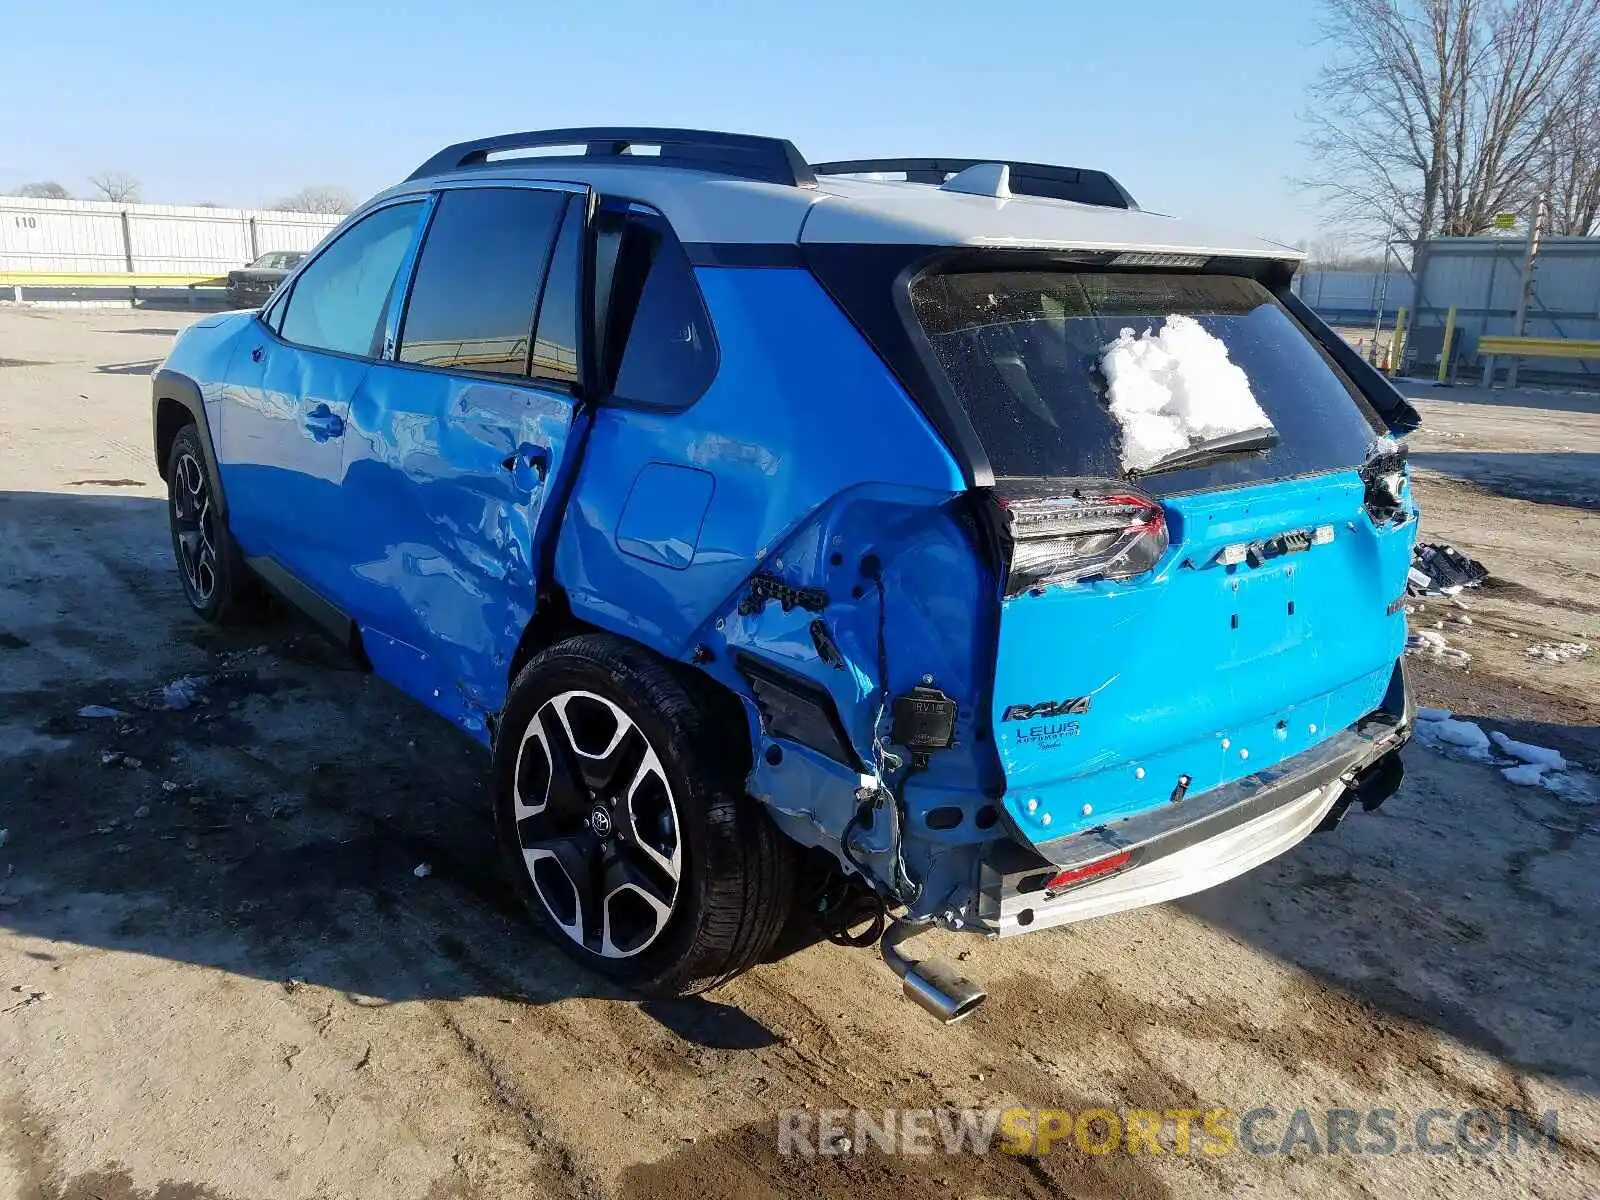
[245,555,368,666]
[151,368,230,519]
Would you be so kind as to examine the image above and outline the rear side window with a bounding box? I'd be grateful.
[399,187,566,375]
[909,271,1385,494]
[528,197,584,387]
[599,211,716,410]
[279,201,424,358]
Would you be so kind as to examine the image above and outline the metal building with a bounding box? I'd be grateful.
[1295,236,1600,386]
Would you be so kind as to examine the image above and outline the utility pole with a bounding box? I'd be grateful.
[1368,246,1394,365]
[1507,193,1546,389]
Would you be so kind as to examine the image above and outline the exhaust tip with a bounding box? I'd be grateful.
[901,960,987,1024]
[881,917,986,1024]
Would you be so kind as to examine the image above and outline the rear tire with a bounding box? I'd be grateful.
[165,424,255,623]
[494,634,796,995]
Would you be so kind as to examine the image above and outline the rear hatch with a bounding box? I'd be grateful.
[907,268,1415,849]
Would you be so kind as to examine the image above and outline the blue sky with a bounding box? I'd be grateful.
[1,0,1332,241]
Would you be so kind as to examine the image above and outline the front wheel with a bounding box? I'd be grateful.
[165,424,255,623]
[494,634,796,994]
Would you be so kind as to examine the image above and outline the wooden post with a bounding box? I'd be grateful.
[1390,307,1408,375]
[1438,306,1457,385]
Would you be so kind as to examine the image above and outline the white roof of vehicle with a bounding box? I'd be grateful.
[376,161,1300,262]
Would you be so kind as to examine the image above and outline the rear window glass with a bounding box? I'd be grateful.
[399,187,565,375]
[599,211,717,411]
[908,271,1384,493]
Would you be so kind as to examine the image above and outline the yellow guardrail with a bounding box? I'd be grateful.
[1477,334,1600,361]
[0,271,227,287]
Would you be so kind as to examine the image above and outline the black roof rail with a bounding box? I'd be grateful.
[407,127,818,188]
[811,158,1138,210]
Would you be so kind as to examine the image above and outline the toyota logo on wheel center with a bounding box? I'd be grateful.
[588,805,613,838]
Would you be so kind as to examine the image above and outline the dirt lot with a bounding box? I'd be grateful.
[2,307,1598,1200]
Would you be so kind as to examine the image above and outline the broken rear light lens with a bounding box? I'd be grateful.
[1045,850,1132,893]
[997,487,1169,597]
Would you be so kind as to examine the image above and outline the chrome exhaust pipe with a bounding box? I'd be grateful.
[880,919,986,1024]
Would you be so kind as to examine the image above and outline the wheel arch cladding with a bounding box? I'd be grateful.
[154,396,193,477]
[151,369,227,518]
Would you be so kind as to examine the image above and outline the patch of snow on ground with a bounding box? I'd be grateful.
[1406,629,1470,664]
[1414,716,1595,800]
[1099,316,1274,472]
[1525,641,1589,664]
[1413,716,1492,760]
[1540,770,1598,801]
[1489,731,1567,771]
[1501,763,1548,787]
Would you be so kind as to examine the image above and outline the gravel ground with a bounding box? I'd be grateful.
[1,308,1597,1200]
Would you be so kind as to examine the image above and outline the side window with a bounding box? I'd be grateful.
[528,196,584,387]
[279,202,423,357]
[398,187,565,375]
[603,211,717,410]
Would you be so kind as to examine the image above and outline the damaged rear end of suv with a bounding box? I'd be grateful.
[752,165,1423,1022]
[155,132,1420,1025]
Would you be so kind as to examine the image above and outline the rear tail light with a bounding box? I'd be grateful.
[1361,441,1410,524]
[996,486,1169,598]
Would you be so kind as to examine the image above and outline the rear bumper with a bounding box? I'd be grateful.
[973,668,1413,936]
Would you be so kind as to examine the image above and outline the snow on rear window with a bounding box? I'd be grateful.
[907,270,1385,495]
[1099,315,1275,472]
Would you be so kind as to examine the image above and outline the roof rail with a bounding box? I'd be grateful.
[407,127,818,188]
[811,158,1138,210]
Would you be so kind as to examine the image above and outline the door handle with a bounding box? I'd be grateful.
[304,405,345,442]
[502,446,550,485]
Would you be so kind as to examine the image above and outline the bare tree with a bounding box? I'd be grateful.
[1306,237,1391,268]
[1538,58,1600,232]
[88,171,142,202]
[268,185,355,214]
[1302,0,1600,249]
[11,181,70,199]
[1306,233,1375,267]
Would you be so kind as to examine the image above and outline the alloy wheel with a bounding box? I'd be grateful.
[512,690,683,958]
[171,451,218,605]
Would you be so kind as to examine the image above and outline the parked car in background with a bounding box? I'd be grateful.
[151,127,1420,1023]
[225,250,306,308]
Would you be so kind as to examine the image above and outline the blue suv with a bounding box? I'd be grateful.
[152,128,1419,1021]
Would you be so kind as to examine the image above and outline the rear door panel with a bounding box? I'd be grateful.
[335,185,584,737]
[342,367,578,733]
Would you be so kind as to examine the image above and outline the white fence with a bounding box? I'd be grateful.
[0,196,342,275]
